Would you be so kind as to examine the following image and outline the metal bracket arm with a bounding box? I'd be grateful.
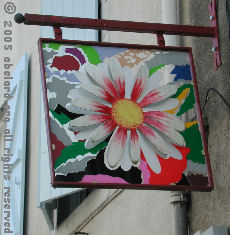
[15,13,216,37]
[157,33,165,47]
[14,0,221,69]
[53,26,62,39]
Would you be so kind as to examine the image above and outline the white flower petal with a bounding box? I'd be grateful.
[159,134,183,160]
[104,127,127,170]
[74,125,99,141]
[130,64,149,101]
[84,63,106,86]
[130,129,140,166]
[69,114,111,131]
[80,83,104,98]
[138,124,182,160]
[136,130,161,174]
[80,83,115,104]
[123,67,136,99]
[75,71,91,84]
[66,103,96,115]
[139,85,178,108]
[159,64,176,86]
[77,87,112,107]
[143,98,179,112]
[85,120,116,149]
[108,58,123,79]
[144,117,186,146]
[85,63,119,98]
[71,98,111,114]
[137,70,162,102]
[137,63,149,80]
[97,62,110,78]
[149,71,163,87]
[144,111,185,131]
[108,58,125,98]
[138,124,168,157]
[121,130,133,171]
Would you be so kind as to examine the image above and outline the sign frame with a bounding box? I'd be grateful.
[38,38,213,191]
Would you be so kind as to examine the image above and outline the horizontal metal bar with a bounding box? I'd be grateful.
[19,13,215,37]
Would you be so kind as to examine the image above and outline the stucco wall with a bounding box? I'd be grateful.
[101,0,161,45]
[0,0,229,235]
[179,0,230,233]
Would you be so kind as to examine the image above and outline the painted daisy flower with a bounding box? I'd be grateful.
[69,58,186,174]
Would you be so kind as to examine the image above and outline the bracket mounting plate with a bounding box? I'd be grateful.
[209,0,221,69]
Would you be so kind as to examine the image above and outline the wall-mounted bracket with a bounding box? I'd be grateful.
[53,26,62,39]
[14,0,221,69]
[157,33,165,46]
[209,0,221,69]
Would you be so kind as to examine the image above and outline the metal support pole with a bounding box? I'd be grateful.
[162,0,178,46]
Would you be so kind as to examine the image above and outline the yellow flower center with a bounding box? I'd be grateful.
[112,99,144,129]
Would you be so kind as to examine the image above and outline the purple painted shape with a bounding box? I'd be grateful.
[45,67,79,83]
[92,46,128,61]
[81,174,129,184]
[65,48,86,65]
[139,159,151,184]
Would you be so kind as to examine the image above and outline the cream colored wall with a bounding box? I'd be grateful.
[101,0,161,45]
[0,1,53,234]
[58,189,172,235]
[179,1,230,233]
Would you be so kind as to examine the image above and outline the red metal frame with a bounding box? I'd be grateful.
[38,38,214,191]
[53,26,62,40]
[209,0,221,69]
[25,13,215,37]
[157,33,165,47]
[16,0,221,69]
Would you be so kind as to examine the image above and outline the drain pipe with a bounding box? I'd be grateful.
[162,1,188,235]
[162,0,178,46]
[170,192,188,235]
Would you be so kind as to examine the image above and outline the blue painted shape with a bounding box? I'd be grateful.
[171,65,192,81]
[45,67,79,83]
[92,46,128,61]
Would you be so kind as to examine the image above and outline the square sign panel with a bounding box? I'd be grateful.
[38,39,213,191]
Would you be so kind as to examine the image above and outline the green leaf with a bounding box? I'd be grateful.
[77,45,101,65]
[48,43,62,50]
[172,84,195,116]
[149,64,165,77]
[42,42,47,48]
[50,110,71,125]
[181,123,205,164]
[55,141,108,169]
